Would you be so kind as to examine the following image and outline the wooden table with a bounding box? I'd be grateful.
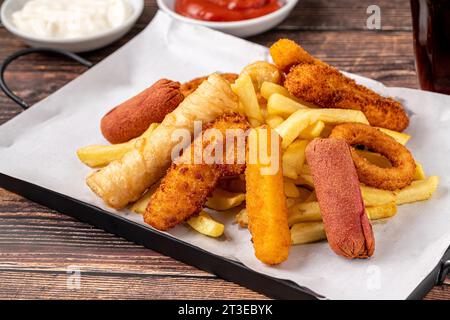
[0,0,448,300]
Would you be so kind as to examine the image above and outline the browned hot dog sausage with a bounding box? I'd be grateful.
[305,138,375,259]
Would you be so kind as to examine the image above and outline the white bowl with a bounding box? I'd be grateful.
[0,0,144,52]
[157,0,298,38]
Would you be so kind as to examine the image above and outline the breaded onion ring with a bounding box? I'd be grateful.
[330,123,415,190]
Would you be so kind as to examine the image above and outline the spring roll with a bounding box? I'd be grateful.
[86,74,240,209]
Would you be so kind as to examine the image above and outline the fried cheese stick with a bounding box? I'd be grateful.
[270,39,409,132]
[144,113,250,231]
[86,74,240,209]
[245,126,291,265]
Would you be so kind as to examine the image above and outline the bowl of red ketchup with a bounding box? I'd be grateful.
[157,0,298,37]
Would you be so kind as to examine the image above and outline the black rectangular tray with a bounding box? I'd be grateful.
[0,172,448,300]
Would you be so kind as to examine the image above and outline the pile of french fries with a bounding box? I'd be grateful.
[77,61,439,244]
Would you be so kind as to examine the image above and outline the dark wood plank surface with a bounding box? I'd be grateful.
[0,0,448,300]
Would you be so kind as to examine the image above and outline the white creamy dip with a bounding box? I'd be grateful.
[12,0,133,39]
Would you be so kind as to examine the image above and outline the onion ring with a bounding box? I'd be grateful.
[329,123,415,190]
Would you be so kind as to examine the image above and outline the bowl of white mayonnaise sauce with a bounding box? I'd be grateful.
[0,0,144,52]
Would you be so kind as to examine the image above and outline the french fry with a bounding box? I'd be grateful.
[245,127,291,264]
[360,185,396,206]
[77,123,158,168]
[395,176,439,205]
[276,109,369,149]
[235,207,248,227]
[355,150,391,168]
[282,139,308,179]
[414,162,426,180]
[288,201,322,225]
[265,114,284,128]
[305,190,317,202]
[293,174,314,188]
[298,121,325,140]
[297,187,312,202]
[290,203,400,246]
[130,190,152,214]
[291,222,326,245]
[231,74,264,123]
[267,93,309,117]
[376,127,411,145]
[366,203,397,220]
[129,181,160,214]
[241,61,281,90]
[187,211,224,237]
[299,164,311,175]
[284,180,301,198]
[289,200,397,226]
[218,176,246,193]
[205,188,246,211]
[260,81,293,100]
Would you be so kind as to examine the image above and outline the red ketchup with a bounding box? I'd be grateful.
[175,0,283,22]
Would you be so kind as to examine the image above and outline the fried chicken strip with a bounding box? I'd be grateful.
[144,113,250,231]
[86,74,240,209]
[270,39,409,132]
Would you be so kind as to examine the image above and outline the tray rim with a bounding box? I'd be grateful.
[0,172,447,300]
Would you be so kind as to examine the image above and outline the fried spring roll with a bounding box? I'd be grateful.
[305,138,375,259]
[86,74,240,209]
[245,127,291,265]
[144,113,249,231]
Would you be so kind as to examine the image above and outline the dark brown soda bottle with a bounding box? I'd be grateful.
[411,0,450,94]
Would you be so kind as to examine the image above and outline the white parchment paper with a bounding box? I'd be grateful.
[0,11,449,300]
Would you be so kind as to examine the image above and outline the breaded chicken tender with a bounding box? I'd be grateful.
[269,39,409,132]
[144,113,249,231]
[269,38,321,72]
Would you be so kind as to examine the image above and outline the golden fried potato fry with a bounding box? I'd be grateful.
[265,115,284,128]
[305,190,317,202]
[355,150,391,168]
[276,109,369,149]
[282,140,308,179]
[298,121,325,140]
[414,162,426,180]
[235,207,248,227]
[218,176,246,193]
[130,190,152,214]
[245,127,291,264]
[240,61,281,90]
[365,203,397,220]
[376,127,411,145]
[288,201,322,226]
[291,222,326,245]
[361,185,396,206]
[77,123,158,168]
[284,180,300,198]
[261,81,293,100]
[267,93,309,117]
[205,188,245,211]
[187,211,224,237]
[231,73,263,123]
[395,176,439,205]
[293,174,314,188]
[299,164,311,175]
